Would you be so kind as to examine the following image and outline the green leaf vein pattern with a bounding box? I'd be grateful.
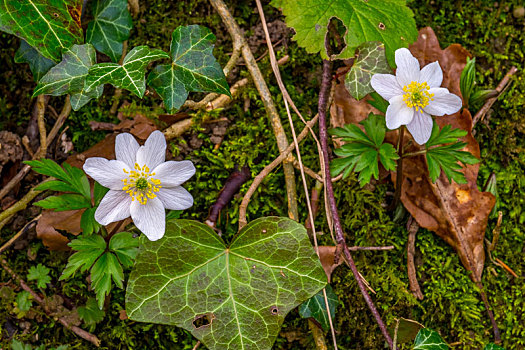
[126,217,326,350]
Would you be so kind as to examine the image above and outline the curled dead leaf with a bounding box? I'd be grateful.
[318,246,344,283]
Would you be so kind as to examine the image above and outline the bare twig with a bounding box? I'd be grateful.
[472,66,517,128]
[128,0,139,17]
[0,97,71,200]
[192,340,201,350]
[0,214,41,254]
[239,115,319,229]
[0,259,101,346]
[406,217,424,300]
[389,126,405,211]
[35,95,47,159]
[477,282,501,344]
[0,178,52,231]
[209,0,298,221]
[318,58,393,348]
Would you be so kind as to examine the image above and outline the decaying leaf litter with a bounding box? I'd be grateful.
[0,0,520,348]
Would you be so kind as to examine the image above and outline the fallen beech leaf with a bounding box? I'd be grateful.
[396,28,494,282]
[36,209,84,251]
[318,246,344,283]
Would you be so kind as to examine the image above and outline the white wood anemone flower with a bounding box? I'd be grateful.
[83,130,195,241]
[370,48,462,144]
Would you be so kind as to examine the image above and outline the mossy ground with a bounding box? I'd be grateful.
[1,0,524,349]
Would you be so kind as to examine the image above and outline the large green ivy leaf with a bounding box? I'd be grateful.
[272,0,418,64]
[14,40,55,82]
[86,0,132,62]
[126,217,326,350]
[148,25,230,113]
[32,44,103,111]
[85,46,169,97]
[345,41,391,100]
[0,0,83,62]
[413,328,448,349]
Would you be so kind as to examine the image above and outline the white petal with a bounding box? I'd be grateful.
[130,197,165,241]
[152,160,196,188]
[370,74,404,101]
[157,186,194,210]
[83,158,129,190]
[385,95,414,130]
[418,61,443,88]
[136,130,166,170]
[406,110,433,145]
[95,190,131,225]
[424,88,462,116]
[115,133,139,168]
[395,48,420,87]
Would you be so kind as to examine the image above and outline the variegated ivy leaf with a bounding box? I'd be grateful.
[147,25,230,113]
[0,0,83,62]
[85,46,170,97]
[14,40,56,82]
[86,0,133,62]
[345,42,391,100]
[32,44,103,111]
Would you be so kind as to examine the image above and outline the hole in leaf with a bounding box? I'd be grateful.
[378,22,386,30]
[270,306,279,316]
[193,313,214,329]
[326,17,347,56]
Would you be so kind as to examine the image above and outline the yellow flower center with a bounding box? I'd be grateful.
[402,81,434,111]
[121,163,162,205]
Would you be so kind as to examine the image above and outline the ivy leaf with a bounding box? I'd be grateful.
[15,291,33,312]
[271,0,418,64]
[345,41,391,100]
[413,328,448,349]
[299,284,338,331]
[78,297,106,325]
[32,44,103,111]
[330,114,398,185]
[91,252,124,309]
[0,0,83,62]
[484,344,506,350]
[126,217,326,350]
[147,25,230,113]
[425,121,479,184]
[109,231,139,269]
[86,46,170,97]
[86,0,132,62]
[60,234,106,280]
[27,264,51,289]
[14,40,55,82]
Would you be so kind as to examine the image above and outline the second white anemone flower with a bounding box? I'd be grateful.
[83,130,195,241]
[370,48,462,144]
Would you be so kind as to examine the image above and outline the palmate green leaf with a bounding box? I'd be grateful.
[299,285,338,331]
[148,25,231,113]
[77,298,105,326]
[80,207,100,235]
[484,344,506,350]
[0,0,83,62]
[426,122,468,147]
[367,91,389,113]
[379,143,398,171]
[32,44,103,111]
[271,0,418,64]
[60,234,106,280]
[86,0,132,62]
[34,193,91,211]
[345,41,391,100]
[86,46,170,97]
[27,264,51,289]
[15,291,33,312]
[361,113,386,147]
[10,339,32,350]
[126,217,326,350]
[413,328,448,349]
[14,40,55,82]
[91,252,124,309]
[109,231,139,269]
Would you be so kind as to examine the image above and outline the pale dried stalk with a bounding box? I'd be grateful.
[35,95,47,159]
[255,2,337,348]
[0,97,71,201]
[0,214,41,254]
[407,218,424,300]
[209,0,299,221]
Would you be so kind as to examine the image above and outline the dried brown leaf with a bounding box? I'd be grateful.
[318,246,344,283]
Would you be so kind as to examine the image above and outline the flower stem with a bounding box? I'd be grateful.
[389,126,405,211]
[318,59,393,349]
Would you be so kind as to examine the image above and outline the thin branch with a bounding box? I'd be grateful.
[0,97,71,201]
[0,259,101,347]
[406,217,423,300]
[472,66,517,128]
[389,126,405,211]
[239,115,319,229]
[318,59,393,349]
[0,214,41,254]
[35,95,47,159]
[209,0,299,222]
